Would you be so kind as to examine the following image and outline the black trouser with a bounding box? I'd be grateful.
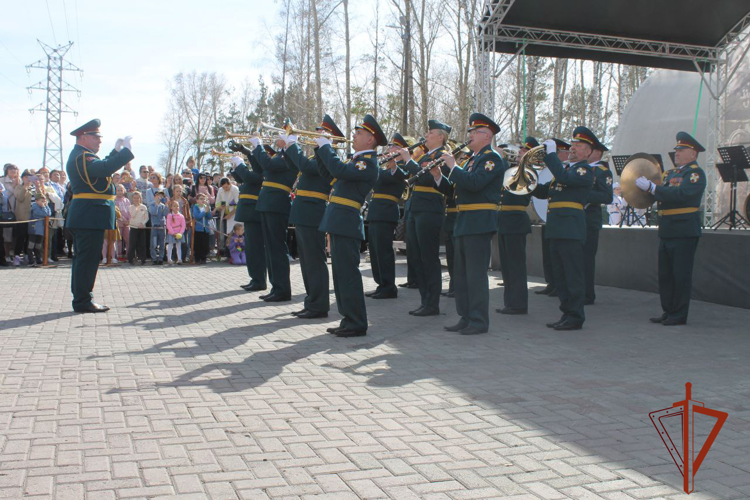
[405,212,418,286]
[659,237,699,322]
[331,234,367,331]
[127,228,148,263]
[407,211,444,310]
[70,228,105,310]
[583,227,600,302]
[13,224,28,256]
[444,228,455,293]
[260,212,291,297]
[369,221,397,295]
[498,233,528,311]
[243,220,267,286]
[296,224,329,312]
[194,231,210,261]
[549,238,585,325]
[541,225,554,287]
[454,232,493,330]
[0,223,5,262]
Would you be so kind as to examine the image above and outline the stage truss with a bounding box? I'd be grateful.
[475,0,750,225]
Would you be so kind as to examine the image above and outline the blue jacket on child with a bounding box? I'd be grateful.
[29,203,52,235]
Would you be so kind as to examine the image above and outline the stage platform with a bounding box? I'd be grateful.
[520,225,750,310]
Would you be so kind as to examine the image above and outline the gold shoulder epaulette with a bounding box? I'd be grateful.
[363,154,372,159]
[597,165,609,172]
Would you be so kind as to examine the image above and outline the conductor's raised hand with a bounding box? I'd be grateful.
[115,138,124,152]
[122,136,133,151]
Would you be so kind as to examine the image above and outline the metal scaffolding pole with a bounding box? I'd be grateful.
[26,40,83,171]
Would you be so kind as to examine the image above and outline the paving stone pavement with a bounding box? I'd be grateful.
[1,256,750,500]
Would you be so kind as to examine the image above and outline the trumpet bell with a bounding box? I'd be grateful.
[503,167,538,195]
[620,153,662,209]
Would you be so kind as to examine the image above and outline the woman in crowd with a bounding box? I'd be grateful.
[1,163,20,263]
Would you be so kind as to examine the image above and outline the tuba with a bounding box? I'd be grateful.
[502,144,547,195]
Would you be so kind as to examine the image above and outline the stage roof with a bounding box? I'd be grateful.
[479,0,750,71]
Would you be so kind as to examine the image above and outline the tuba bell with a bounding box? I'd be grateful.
[502,144,547,195]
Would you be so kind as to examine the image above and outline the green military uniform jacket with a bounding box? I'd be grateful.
[285,143,330,227]
[317,146,378,240]
[534,154,594,242]
[497,189,531,235]
[654,161,706,238]
[448,145,505,237]
[230,156,263,224]
[366,165,407,223]
[399,147,451,214]
[65,144,134,230]
[252,145,297,215]
[585,160,614,229]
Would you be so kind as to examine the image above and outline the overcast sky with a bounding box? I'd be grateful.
[0,0,285,172]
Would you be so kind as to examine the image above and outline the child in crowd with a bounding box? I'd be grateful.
[102,207,121,266]
[165,200,186,265]
[114,184,131,260]
[28,195,51,266]
[149,190,168,265]
[191,193,212,264]
[127,191,149,265]
[228,223,246,265]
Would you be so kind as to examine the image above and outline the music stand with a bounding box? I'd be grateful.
[612,154,649,227]
[649,154,665,173]
[711,146,750,230]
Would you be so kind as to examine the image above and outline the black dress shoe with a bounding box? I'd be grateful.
[546,319,565,328]
[662,318,687,326]
[496,307,527,315]
[297,310,328,319]
[554,321,583,331]
[412,307,439,317]
[264,294,291,302]
[326,326,344,334]
[372,291,397,299]
[460,326,488,335]
[245,284,267,292]
[335,328,367,337]
[241,282,254,290]
[409,306,425,315]
[398,282,411,288]
[259,292,274,300]
[365,290,378,297]
[548,289,559,297]
[444,321,468,332]
[535,285,554,295]
[649,314,667,324]
[74,302,110,313]
[291,308,308,316]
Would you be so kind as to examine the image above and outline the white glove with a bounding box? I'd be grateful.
[315,137,332,148]
[278,133,288,143]
[230,156,243,167]
[285,134,298,147]
[115,138,124,152]
[635,176,655,193]
[542,139,556,155]
[249,137,261,148]
[122,136,132,151]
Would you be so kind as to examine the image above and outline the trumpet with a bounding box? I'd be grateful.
[224,130,276,142]
[260,119,353,145]
[502,144,547,195]
[406,141,470,186]
[210,149,236,158]
[378,140,426,166]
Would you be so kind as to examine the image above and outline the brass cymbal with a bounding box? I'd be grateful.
[621,153,662,209]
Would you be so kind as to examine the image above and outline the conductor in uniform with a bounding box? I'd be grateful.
[228,144,267,291]
[636,131,706,326]
[65,119,134,312]
[441,113,505,335]
[366,133,409,300]
[315,114,385,337]
[534,128,594,330]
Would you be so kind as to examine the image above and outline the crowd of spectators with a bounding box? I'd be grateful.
[0,157,244,268]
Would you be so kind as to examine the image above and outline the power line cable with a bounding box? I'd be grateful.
[45,0,58,45]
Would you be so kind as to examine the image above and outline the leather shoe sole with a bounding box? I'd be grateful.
[496,308,527,315]
[459,326,488,335]
[259,293,273,300]
[74,303,110,313]
[398,282,411,288]
[444,322,468,332]
[554,322,583,331]
[365,291,378,297]
[296,311,328,319]
[412,307,439,317]
[264,294,291,302]
[662,319,687,326]
[535,286,553,295]
[335,329,367,337]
